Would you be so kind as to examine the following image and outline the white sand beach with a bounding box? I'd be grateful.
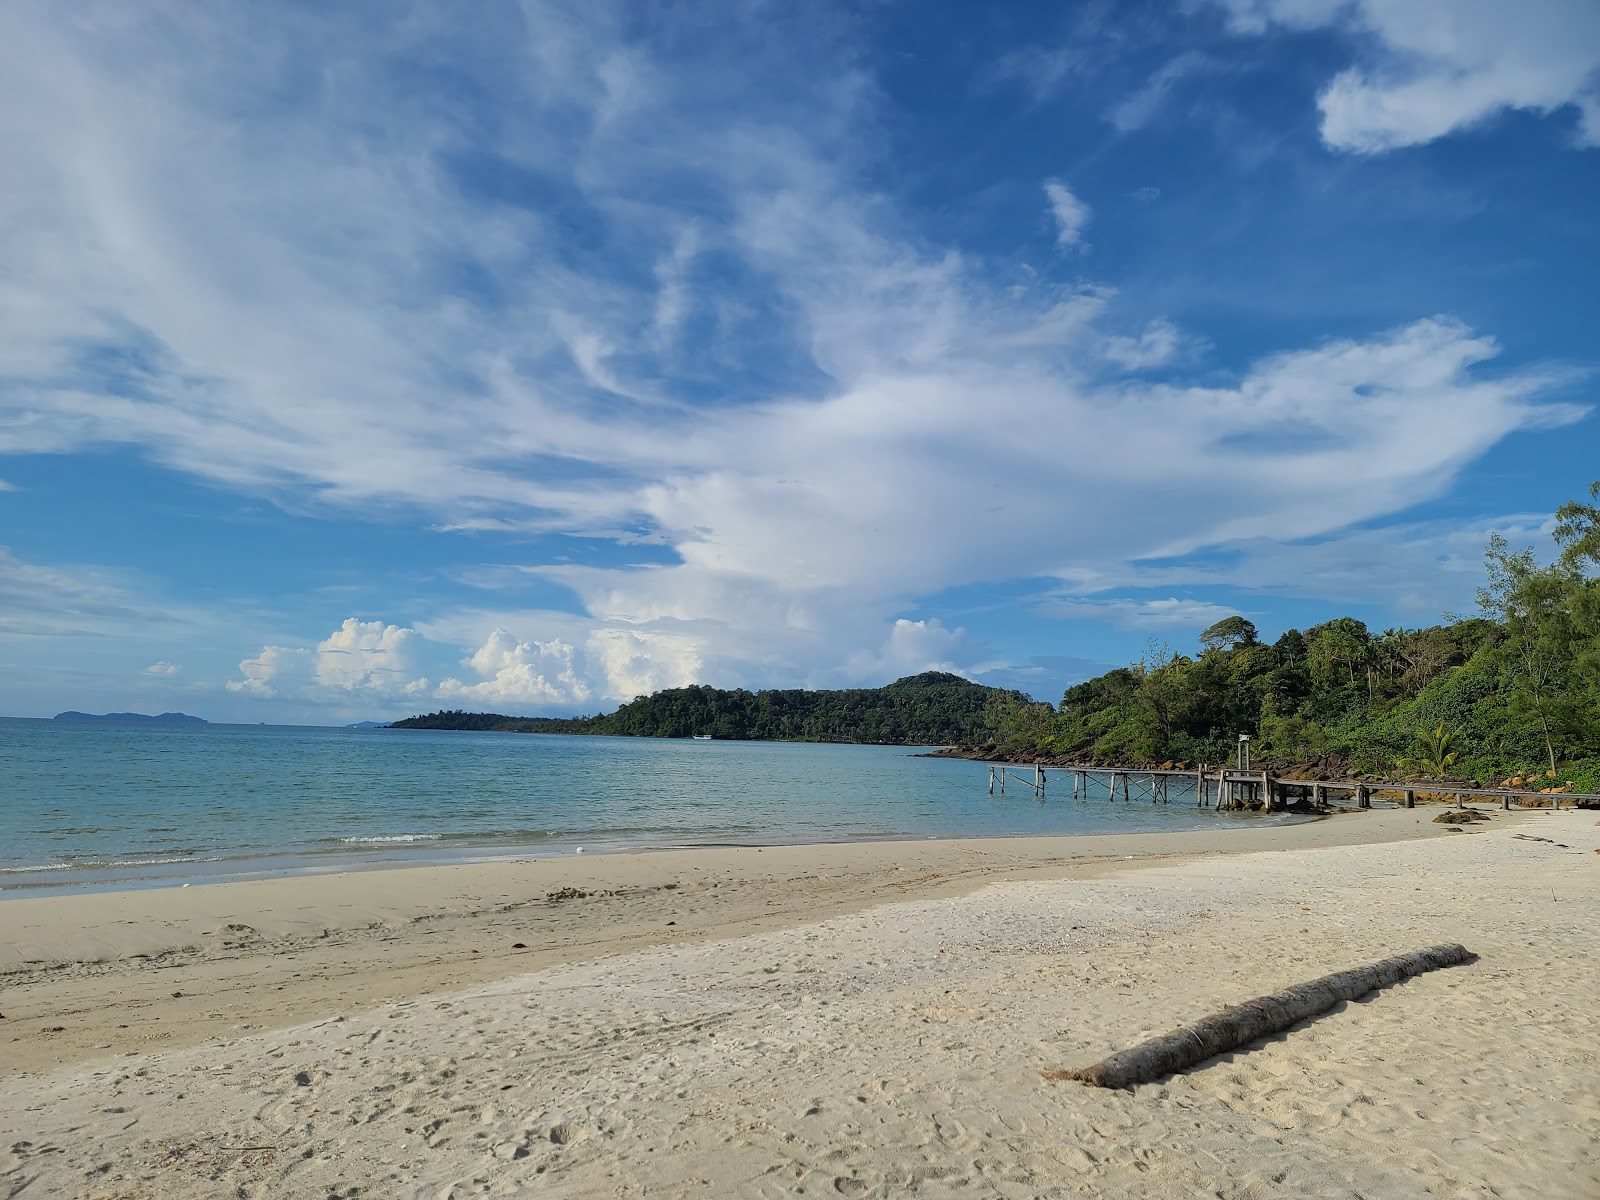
[3,807,1597,1198]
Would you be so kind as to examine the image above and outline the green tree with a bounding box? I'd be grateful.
[1199,615,1259,653]
[1398,725,1466,805]
[1553,481,1600,570]
[1399,725,1462,777]
[1477,534,1582,772]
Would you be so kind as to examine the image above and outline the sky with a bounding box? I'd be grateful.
[1,0,1597,724]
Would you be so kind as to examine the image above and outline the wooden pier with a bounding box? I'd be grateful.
[985,762,1600,812]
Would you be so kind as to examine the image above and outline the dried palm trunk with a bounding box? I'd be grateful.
[1047,943,1474,1090]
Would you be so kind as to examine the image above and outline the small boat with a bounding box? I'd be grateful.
[692,733,714,741]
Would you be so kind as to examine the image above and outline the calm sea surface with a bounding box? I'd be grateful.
[0,718,1287,895]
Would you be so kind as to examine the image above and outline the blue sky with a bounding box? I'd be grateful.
[1,0,1597,723]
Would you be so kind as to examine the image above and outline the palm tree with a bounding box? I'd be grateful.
[1399,726,1464,806]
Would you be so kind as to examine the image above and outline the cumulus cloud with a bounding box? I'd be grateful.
[1044,180,1092,249]
[230,619,428,701]
[227,645,314,698]
[586,629,702,700]
[437,629,592,708]
[145,660,180,675]
[841,618,971,683]
[314,618,426,693]
[1215,0,1600,151]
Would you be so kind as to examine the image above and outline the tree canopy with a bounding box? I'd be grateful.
[392,671,1030,746]
[985,484,1600,791]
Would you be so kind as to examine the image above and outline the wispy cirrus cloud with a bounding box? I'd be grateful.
[1107,51,1215,132]
[0,547,181,637]
[0,2,1590,713]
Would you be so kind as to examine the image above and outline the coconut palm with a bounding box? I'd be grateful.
[1399,726,1464,806]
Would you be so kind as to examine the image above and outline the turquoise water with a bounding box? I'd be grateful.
[0,718,1279,895]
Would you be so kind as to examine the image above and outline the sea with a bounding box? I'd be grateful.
[0,717,1290,896]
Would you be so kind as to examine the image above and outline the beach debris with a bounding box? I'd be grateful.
[512,942,527,949]
[1435,810,1490,824]
[1045,943,1474,1090]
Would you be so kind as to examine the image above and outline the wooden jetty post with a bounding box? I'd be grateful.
[1404,788,1414,809]
[988,764,995,795]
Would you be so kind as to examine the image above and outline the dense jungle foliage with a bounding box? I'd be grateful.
[392,671,1029,745]
[988,484,1600,791]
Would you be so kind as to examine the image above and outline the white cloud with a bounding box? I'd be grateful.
[1043,180,1091,249]
[230,619,427,701]
[437,629,592,708]
[585,628,702,701]
[1216,0,1600,151]
[1066,512,1560,619]
[1102,319,1184,370]
[0,6,1589,708]
[0,546,179,637]
[145,660,180,675]
[227,645,313,699]
[1107,52,1213,132]
[842,618,971,683]
[314,618,426,693]
[1038,596,1241,630]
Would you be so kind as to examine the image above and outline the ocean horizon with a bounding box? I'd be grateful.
[1,716,1293,896]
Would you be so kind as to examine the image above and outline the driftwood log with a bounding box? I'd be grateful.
[1047,943,1474,1090]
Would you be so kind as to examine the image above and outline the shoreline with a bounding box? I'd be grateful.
[5,806,1462,1080]
[0,813,1315,901]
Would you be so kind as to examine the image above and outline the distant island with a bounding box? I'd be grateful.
[53,711,209,724]
[391,671,1028,745]
[344,720,390,729]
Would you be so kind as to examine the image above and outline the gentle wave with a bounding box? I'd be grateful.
[0,853,221,875]
[337,834,442,844]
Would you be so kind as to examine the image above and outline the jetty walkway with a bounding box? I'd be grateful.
[985,762,1600,812]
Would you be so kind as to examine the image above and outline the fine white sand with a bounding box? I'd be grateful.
[3,808,1597,1198]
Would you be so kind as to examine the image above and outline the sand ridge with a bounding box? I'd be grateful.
[2,808,1596,1198]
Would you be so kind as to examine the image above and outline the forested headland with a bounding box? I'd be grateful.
[395,484,1600,789]
[971,484,1600,792]
[391,670,1029,745]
